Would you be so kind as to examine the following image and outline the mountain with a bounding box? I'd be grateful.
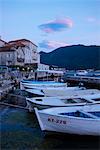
[40,45,100,69]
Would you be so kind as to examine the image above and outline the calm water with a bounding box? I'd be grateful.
[1,105,100,150]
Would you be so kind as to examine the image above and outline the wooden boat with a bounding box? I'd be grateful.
[25,86,85,96]
[26,90,100,112]
[34,103,100,136]
[20,80,67,90]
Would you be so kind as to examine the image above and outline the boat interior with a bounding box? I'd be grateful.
[92,98,100,101]
[62,98,92,104]
[60,110,100,119]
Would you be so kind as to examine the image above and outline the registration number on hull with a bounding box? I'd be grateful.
[48,117,66,124]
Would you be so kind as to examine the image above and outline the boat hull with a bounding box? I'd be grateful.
[42,87,83,97]
[35,107,100,136]
[26,92,100,112]
[20,81,67,90]
[26,88,99,97]
[26,100,91,112]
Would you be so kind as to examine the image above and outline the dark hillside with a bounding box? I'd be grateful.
[40,45,100,69]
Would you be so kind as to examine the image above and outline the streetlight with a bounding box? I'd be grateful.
[27,67,30,70]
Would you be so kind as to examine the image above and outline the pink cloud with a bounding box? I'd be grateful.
[39,40,69,49]
[38,18,73,33]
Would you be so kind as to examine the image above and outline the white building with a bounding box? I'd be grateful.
[38,63,49,70]
[0,39,40,68]
[0,45,16,66]
[8,39,40,65]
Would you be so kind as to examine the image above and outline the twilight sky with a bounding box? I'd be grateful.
[0,0,100,52]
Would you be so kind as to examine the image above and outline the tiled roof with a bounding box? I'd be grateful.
[8,39,37,47]
[8,42,25,47]
[0,38,37,52]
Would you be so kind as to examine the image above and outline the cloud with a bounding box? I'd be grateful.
[38,18,73,33]
[87,17,96,22]
[39,40,69,50]
[86,17,100,25]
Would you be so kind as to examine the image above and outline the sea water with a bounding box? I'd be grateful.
[1,105,100,150]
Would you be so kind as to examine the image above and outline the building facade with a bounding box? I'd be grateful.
[0,45,16,66]
[0,39,40,69]
[37,63,49,70]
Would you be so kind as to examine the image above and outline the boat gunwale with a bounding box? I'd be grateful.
[37,110,100,121]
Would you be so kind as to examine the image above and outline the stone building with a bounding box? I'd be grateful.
[0,39,40,69]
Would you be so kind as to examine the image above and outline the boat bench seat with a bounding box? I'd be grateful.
[79,110,99,119]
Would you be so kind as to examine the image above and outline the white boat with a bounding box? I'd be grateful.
[76,70,88,76]
[25,86,85,96]
[20,80,67,90]
[26,88,45,96]
[26,90,100,111]
[34,104,100,136]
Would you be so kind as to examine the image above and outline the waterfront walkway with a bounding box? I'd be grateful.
[63,75,100,88]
